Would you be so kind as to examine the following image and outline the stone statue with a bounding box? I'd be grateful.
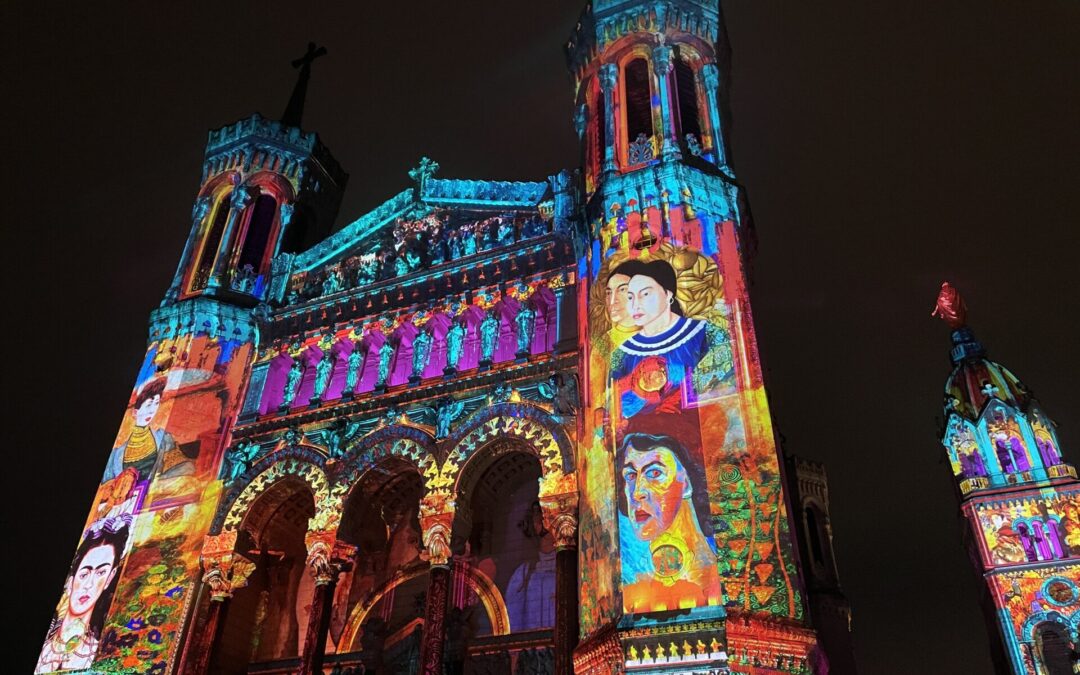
[463,229,478,256]
[323,418,359,460]
[515,303,536,356]
[449,231,462,260]
[376,339,395,389]
[435,397,466,439]
[411,329,433,381]
[394,255,409,277]
[492,382,511,403]
[479,310,499,364]
[445,320,466,372]
[321,270,343,296]
[344,344,364,394]
[496,219,515,246]
[539,372,579,415]
[225,439,260,483]
[282,359,304,409]
[931,281,968,328]
[312,353,333,401]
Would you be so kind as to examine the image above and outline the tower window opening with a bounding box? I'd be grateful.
[673,54,702,148]
[1017,522,1039,562]
[623,57,654,163]
[190,192,231,292]
[233,194,278,293]
[1035,622,1075,675]
[805,506,825,566]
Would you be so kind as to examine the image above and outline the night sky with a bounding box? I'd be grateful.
[8,1,1080,673]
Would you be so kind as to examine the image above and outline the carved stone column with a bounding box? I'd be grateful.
[166,196,211,302]
[418,490,456,675]
[598,63,619,173]
[652,44,681,160]
[298,539,355,675]
[700,62,728,168]
[207,187,253,289]
[540,470,580,675]
[183,534,254,675]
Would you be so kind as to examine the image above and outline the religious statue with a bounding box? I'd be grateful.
[394,255,409,277]
[538,372,579,415]
[463,229,478,256]
[479,310,499,364]
[435,397,466,439]
[445,320,466,372]
[491,381,512,403]
[281,359,303,409]
[312,353,333,401]
[405,249,422,270]
[515,303,536,356]
[931,281,967,328]
[449,230,462,259]
[225,439,260,483]
[496,219,515,246]
[382,406,403,427]
[321,269,344,296]
[411,329,433,382]
[376,339,395,389]
[344,343,364,394]
[323,418,359,461]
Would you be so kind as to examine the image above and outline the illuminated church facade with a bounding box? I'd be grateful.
[934,285,1080,675]
[38,2,858,674]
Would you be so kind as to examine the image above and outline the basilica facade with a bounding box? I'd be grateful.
[38,2,855,674]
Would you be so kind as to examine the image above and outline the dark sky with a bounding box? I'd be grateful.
[7,1,1079,673]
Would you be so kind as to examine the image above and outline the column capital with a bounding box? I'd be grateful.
[419,489,456,568]
[201,551,255,601]
[539,469,579,551]
[652,44,674,75]
[304,531,353,585]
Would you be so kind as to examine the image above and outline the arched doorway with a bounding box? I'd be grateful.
[331,459,428,674]
[212,478,315,674]
[449,440,556,672]
[1035,621,1075,675]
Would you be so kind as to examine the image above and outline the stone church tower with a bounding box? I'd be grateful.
[934,283,1080,675]
[37,2,848,674]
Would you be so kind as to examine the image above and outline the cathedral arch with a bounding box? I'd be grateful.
[187,177,237,293]
[332,424,438,496]
[337,560,511,653]
[618,48,657,168]
[443,402,574,493]
[980,399,1037,475]
[215,447,332,535]
[212,476,316,671]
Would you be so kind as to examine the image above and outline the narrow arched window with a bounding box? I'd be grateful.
[190,191,231,292]
[623,57,654,164]
[805,506,825,566]
[235,194,278,278]
[1035,622,1075,675]
[673,53,702,150]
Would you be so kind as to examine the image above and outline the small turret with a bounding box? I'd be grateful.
[933,282,1072,495]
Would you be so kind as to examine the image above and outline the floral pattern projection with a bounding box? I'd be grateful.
[988,568,1080,672]
[579,202,804,634]
[973,488,1080,566]
[37,334,252,674]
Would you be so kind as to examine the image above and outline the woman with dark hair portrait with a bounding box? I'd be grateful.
[36,518,131,673]
[608,258,731,418]
[616,432,720,612]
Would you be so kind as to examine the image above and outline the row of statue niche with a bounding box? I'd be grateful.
[288,214,552,302]
[276,305,538,409]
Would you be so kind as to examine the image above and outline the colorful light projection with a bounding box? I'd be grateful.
[580,201,804,629]
[37,333,252,674]
[988,567,1080,672]
[972,490,1080,566]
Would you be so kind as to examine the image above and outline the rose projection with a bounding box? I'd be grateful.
[581,208,804,627]
[38,333,252,673]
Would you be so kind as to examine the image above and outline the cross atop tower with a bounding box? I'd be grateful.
[281,42,327,129]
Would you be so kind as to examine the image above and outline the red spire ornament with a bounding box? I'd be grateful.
[931,281,968,329]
